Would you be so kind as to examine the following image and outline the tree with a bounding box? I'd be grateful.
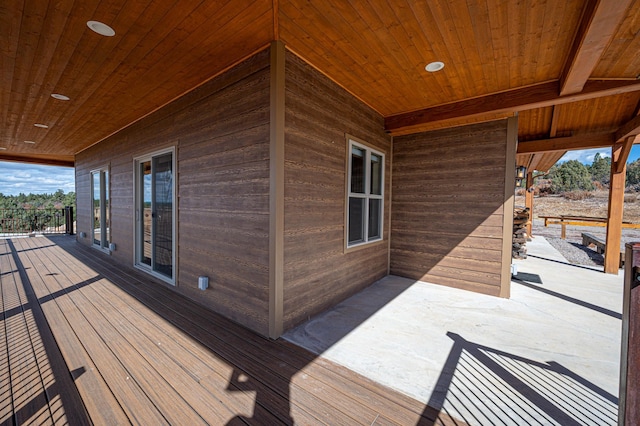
[627,159,640,188]
[588,153,611,186]
[548,160,594,193]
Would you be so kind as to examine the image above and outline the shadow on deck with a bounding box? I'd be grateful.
[0,235,461,425]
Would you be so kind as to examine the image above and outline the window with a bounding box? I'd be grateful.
[91,167,110,251]
[346,138,384,248]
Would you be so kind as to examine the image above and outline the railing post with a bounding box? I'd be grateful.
[620,242,640,425]
[65,206,74,235]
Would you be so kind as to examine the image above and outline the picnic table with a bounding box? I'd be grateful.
[539,215,640,239]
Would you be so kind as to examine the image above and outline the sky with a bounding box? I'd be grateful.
[558,145,640,164]
[0,161,75,196]
[1,145,640,196]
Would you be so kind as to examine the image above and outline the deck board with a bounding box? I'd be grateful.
[0,235,463,425]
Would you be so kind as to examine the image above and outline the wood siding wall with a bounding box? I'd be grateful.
[282,52,392,330]
[390,120,513,297]
[75,49,272,335]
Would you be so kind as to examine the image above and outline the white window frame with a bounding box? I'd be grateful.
[90,166,110,253]
[345,136,384,250]
[133,147,177,285]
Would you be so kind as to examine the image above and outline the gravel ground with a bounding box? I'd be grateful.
[530,218,640,267]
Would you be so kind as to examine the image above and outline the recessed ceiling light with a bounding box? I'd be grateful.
[425,61,445,72]
[87,20,115,37]
[51,93,70,101]
[34,123,49,128]
[24,140,36,144]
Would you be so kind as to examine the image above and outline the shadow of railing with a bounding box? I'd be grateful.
[423,332,618,425]
[513,276,622,319]
[2,239,90,424]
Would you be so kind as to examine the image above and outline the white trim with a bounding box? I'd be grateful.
[133,146,176,285]
[345,136,385,250]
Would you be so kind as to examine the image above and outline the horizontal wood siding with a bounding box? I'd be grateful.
[75,49,271,335]
[390,120,510,296]
[283,52,391,329]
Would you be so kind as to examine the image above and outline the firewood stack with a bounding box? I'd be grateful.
[513,207,530,259]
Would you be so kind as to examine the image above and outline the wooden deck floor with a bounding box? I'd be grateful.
[0,235,462,425]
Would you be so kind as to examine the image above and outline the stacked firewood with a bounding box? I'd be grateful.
[513,207,530,259]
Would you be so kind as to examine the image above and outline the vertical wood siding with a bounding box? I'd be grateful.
[282,52,392,329]
[75,49,272,335]
[390,120,510,296]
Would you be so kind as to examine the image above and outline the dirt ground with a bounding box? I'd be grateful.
[515,190,640,223]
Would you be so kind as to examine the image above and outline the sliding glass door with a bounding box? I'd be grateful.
[91,168,110,251]
[135,149,175,283]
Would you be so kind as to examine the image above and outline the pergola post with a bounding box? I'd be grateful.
[604,137,634,274]
[525,171,534,237]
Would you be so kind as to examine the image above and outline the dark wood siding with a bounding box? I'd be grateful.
[390,120,511,297]
[282,52,392,329]
[75,49,271,335]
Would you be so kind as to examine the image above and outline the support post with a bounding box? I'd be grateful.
[605,137,634,274]
[525,172,534,237]
[500,116,518,298]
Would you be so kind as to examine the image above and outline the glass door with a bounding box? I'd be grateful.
[135,149,175,283]
[91,168,110,250]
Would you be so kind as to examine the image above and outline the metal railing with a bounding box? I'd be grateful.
[0,207,74,236]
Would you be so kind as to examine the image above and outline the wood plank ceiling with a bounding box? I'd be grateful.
[1,0,639,171]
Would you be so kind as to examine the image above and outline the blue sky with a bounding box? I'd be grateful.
[0,161,75,196]
[558,145,640,164]
[1,145,640,196]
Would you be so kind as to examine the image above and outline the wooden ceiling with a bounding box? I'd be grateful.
[2,0,640,170]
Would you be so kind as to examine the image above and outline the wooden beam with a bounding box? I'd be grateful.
[615,136,637,174]
[605,139,633,274]
[385,80,640,134]
[0,154,74,167]
[616,114,640,143]
[560,0,635,96]
[517,132,615,154]
[528,154,544,172]
[549,105,560,137]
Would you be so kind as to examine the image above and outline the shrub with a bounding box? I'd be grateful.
[548,160,595,193]
[563,191,594,201]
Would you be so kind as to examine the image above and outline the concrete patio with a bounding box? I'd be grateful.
[284,236,623,425]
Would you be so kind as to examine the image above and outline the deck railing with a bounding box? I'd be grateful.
[0,207,74,236]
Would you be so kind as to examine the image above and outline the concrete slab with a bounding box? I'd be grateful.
[284,236,623,425]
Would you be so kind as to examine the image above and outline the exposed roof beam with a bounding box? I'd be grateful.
[549,106,560,137]
[528,154,543,172]
[385,80,640,134]
[0,154,74,168]
[615,113,640,142]
[517,132,615,154]
[560,0,634,96]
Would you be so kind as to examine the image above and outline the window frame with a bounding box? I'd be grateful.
[90,166,110,253]
[133,146,177,286]
[345,136,385,251]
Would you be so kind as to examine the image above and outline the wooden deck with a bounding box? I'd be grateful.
[0,235,461,425]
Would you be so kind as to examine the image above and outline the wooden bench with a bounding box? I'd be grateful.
[581,232,606,254]
[581,232,624,267]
